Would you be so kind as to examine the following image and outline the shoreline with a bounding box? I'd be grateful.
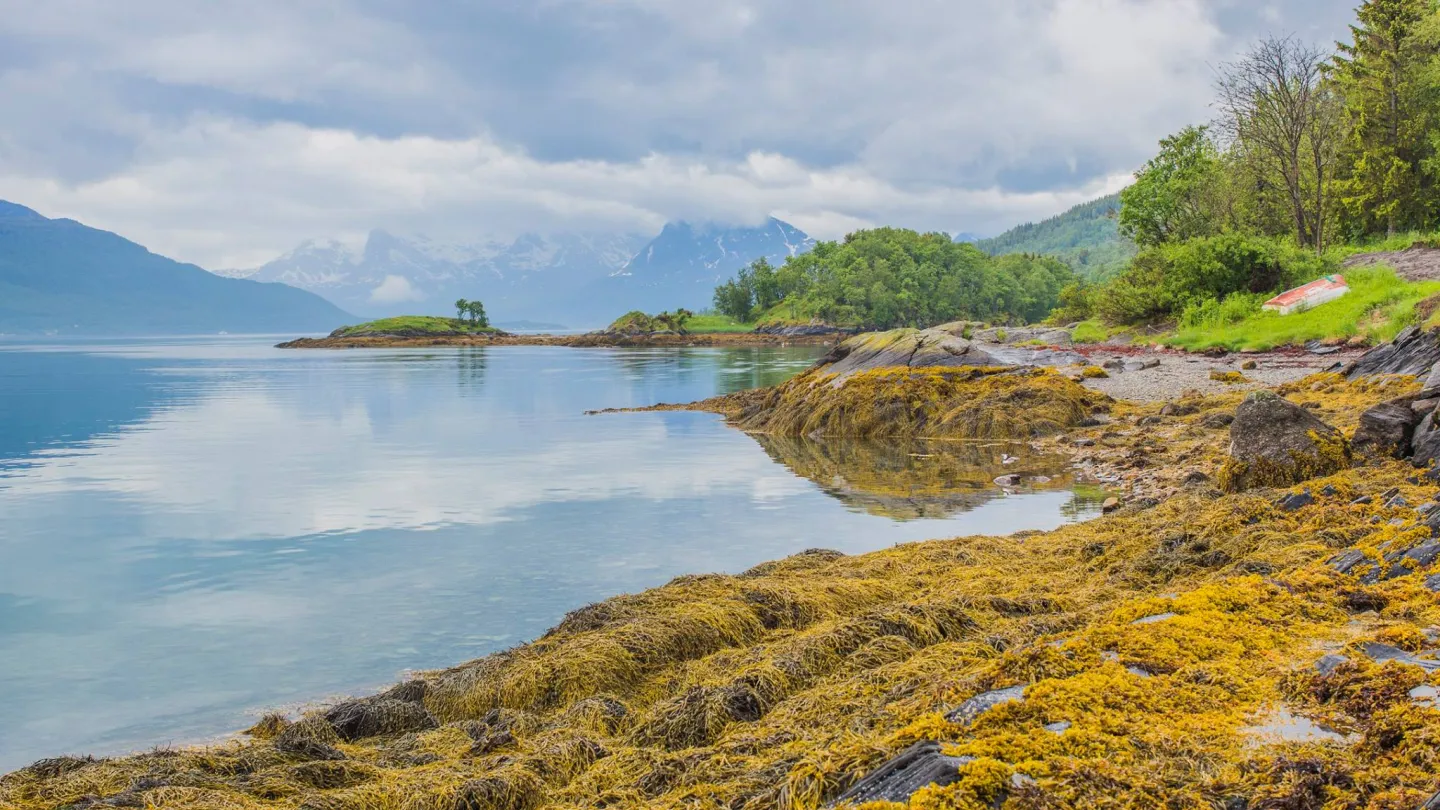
[275,331,847,349]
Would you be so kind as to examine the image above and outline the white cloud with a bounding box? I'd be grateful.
[368,275,424,304]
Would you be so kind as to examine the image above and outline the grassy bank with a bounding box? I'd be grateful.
[333,316,502,337]
[1165,267,1440,352]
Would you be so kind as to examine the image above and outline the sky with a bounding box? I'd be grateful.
[0,0,1362,269]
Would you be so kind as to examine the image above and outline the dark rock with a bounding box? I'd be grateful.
[1072,438,1096,447]
[1425,574,1440,593]
[1276,490,1314,512]
[944,685,1026,726]
[1160,402,1199,417]
[1201,413,1235,429]
[1351,495,1374,505]
[832,742,974,806]
[1320,484,1339,497]
[1219,391,1349,492]
[1139,415,1164,426]
[1385,542,1440,579]
[1353,399,1423,459]
[325,696,438,741]
[754,323,857,338]
[1183,471,1211,486]
[1102,358,1126,370]
[1315,654,1350,676]
[1412,413,1440,468]
[1343,325,1440,378]
[1421,790,1440,810]
[1359,642,1440,673]
[993,474,1022,487]
[1328,549,1376,579]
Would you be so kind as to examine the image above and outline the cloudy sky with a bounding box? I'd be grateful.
[0,0,1359,269]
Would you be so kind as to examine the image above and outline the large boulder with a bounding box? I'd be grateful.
[1339,325,1440,379]
[1218,391,1351,492]
[818,328,1010,378]
[1352,397,1423,459]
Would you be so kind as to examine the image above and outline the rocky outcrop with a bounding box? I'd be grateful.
[1339,326,1440,378]
[1218,391,1351,492]
[832,742,973,806]
[817,328,1012,377]
[754,323,857,337]
[1352,398,1424,459]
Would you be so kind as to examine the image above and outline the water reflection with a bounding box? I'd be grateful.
[753,434,1078,520]
[0,339,1095,770]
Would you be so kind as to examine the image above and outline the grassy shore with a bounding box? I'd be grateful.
[332,316,504,337]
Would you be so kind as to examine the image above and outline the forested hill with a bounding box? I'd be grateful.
[972,193,1136,278]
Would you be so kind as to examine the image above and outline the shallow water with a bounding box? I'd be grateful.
[0,336,1100,771]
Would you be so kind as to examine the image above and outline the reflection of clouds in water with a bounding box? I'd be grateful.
[1,384,781,542]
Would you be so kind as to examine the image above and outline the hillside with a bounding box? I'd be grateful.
[973,194,1136,278]
[0,202,351,335]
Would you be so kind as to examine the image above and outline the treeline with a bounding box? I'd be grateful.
[1063,0,1440,325]
[713,228,1074,329]
[974,194,1136,278]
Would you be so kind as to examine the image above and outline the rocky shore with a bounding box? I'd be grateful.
[8,328,1440,810]
[275,330,849,350]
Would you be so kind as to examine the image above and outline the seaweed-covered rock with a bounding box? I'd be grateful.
[817,328,1011,377]
[832,741,974,806]
[1353,398,1423,459]
[324,688,437,741]
[274,718,346,761]
[1359,642,1440,673]
[1385,542,1440,579]
[944,685,1026,725]
[1218,391,1350,492]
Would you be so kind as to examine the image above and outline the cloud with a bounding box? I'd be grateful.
[0,0,1363,267]
[368,275,425,304]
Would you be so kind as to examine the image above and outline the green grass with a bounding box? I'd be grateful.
[683,314,756,333]
[1071,320,1109,344]
[1326,229,1440,259]
[1165,266,1440,352]
[334,316,501,337]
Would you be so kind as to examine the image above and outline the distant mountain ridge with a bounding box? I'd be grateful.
[971,193,1136,278]
[236,217,815,326]
[0,201,350,335]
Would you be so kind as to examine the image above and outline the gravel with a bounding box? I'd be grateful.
[1079,349,1365,402]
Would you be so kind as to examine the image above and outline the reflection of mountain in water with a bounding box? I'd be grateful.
[752,434,1076,520]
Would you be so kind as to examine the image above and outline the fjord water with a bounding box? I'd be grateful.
[0,338,1098,771]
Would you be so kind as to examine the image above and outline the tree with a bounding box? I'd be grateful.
[455,299,469,322]
[465,300,489,328]
[1119,126,1226,246]
[1331,0,1440,237]
[713,278,754,321]
[1215,36,1345,252]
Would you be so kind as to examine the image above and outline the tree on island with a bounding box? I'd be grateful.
[453,298,490,328]
[655,308,693,334]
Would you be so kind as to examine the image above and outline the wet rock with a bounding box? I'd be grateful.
[325,694,438,741]
[1315,654,1350,676]
[1102,497,1121,513]
[1276,490,1314,512]
[1353,399,1423,459]
[1359,641,1440,673]
[832,741,974,806]
[945,685,1026,726]
[1219,391,1350,492]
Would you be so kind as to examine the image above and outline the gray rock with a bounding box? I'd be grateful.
[1222,391,1349,492]
[1415,398,1440,415]
[819,329,1012,378]
[1359,642,1440,672]
[1160,402,1199,417]
[1126,666,1154,678]
[1044,720,1072,734]
[1385,542,1440,579]
[1123,361,1146,373]
[1353,399,1423,459]
[1342,327,1440,378]
[993,474,1023,487]
[1388,495,1412,508]
[1351,495,1375,505]
[1132,612,1177,625]
[1276,490,1314,512]
[945,685,1026,726]
[832,741,974,807]
[1411,413,1440,469]
[1424,789,1440,810]
[1201,413,1235,429]
[1315,654,1350,676]
[1426,574,1440,593]
[1328,549,1375,578]
[1073,438,1096,448]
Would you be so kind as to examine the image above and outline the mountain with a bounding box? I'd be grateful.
[586,218,814,318]
[238,218,814,327]
[235,230,649,325]
[971,193,1136,278]
[0,202,351,335]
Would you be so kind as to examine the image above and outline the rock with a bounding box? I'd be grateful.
[1218,391,1350,492]
[1351,495,1375,505]
[1241,360,1258,370]
[1411,413,1440,468]
[1139,416,1164,426]
[1276,490,1314,512]
[1043,720,1072,734]
[1073,438,1096,448]
[832,742,974,806]
[1385,542,1440,579]
[1425,574,1440,593]
[1200,413,1235,429]
[324,691,438,741]
[1415,398,1440,416]
[1102,358,1126,370]
[754,323,856,338]
[1126,665,1154,678]
[1388,495,1412,508]
[1342,325,1440,378]
[1160,402,1199,417]
[993,474,1023,487]
[944,685,1026,726]
[1320,484,1339,496]
[818,329,1011,378]
[1353,398,1423,459]
[1314,654,1350,676]
[1182,471,1211,486]
[1123,361,1146,373]
[1425,791,1440,810]
[1359,642,1440,673]
[1102,497,1121,513]
[1132,612,1177,625]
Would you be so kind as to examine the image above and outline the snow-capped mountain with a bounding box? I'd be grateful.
[228,217,814,326]
[590,218,815,316]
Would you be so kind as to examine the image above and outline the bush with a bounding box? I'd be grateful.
[1177,293,1265,331]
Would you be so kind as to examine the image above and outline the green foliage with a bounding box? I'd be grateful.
[714,228,1076,329]
[1331,0,1440,237]
[974,193,1137,278]
[453,298,490,327]
[1167,266,1440,351]
[1093,234,1330,324]
[1070,320,1110,344]
[607,308,700,334]
[334,316,499,337]
[1119,126,1227,247]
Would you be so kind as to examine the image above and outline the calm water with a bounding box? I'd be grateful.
[0,337,1099,771]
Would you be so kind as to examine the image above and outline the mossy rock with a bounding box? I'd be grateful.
[1218,390,1351,492]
